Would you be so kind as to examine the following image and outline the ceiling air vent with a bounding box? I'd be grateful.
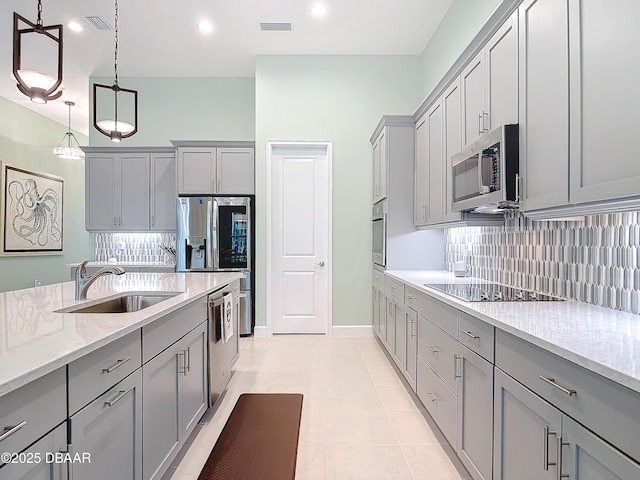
[259,22,293,32]
[82,15,112,31]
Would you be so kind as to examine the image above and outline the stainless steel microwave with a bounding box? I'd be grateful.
[372,200,386,267]
[451,124,519,213]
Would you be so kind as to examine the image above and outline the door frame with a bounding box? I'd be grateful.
[266,140,333,336]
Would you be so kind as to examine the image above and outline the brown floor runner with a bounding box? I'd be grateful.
[198,393,304,480]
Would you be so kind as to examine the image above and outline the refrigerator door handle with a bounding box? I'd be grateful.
[212,198,220,271]
[207,198,215,270]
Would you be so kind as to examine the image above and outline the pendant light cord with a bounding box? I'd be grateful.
[67,102,72,147]
[36,0,43,28]
[113,0,119,86]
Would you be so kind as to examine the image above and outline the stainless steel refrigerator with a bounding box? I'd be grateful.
[176,196,254,335]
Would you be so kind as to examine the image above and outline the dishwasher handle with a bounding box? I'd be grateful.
[208,294,227,343]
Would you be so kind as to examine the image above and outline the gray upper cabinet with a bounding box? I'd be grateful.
[518,0,570,212]
[177,146,255,195]
[568,0,640,206]
[372,129,387,203]
[442,79,464,224]
[85,149,176,232]
[414,115,428,225]
[461,52,486,147]
[415,99,444,226]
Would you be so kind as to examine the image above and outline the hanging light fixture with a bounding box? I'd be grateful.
[93,0,138,142]
[53,101,85,160]
[13,0,64,104]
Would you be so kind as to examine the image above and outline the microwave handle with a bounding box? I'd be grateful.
[477,153,486,194]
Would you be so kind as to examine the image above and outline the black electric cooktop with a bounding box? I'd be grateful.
[424,283,564,302]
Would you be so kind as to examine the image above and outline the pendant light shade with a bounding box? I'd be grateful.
[53,101,84,160]
[12,1,64,104]
[93,0,138,142]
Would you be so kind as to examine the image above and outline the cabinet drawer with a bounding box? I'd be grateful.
[404,285,421,311]
[383,275,404,300]
[143,297,207,363]
[0,367,66,457]
[417,356,457,447]
[68,331,142,414]
[417,314,458,393]
[496,330,640,462]
[414,292,458,338]
[458,311,495,362]
[373,268,384,287]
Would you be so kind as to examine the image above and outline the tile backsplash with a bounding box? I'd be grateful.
[94,232,176,264]
[445,212,640,314]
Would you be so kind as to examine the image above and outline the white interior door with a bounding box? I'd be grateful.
[268,142,331,334]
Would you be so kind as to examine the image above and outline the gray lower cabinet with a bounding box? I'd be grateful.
[403,306,418,390]
[70,370,143,480]
[373,283,384,339]
[0,423,68,480]
[142,321,207,480]
[457,345,493,480]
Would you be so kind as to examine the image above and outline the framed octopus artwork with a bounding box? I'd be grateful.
[0,162,64,256]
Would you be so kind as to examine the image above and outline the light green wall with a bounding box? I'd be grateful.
[88,77,255,146]
[254,55,423,327]
[0,97,93,292]
[420,0,502,99]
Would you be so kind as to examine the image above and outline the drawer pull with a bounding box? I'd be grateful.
[0,420,27,442]
[185,346,191,373]
[462,330,480,340]
[426,392,438,403]
[104,387,133,407]
[427,345,439,354]
[543,425,557,471]
[102,357,131,374]
[411,318,417,338]
[557,437,570,480]
[539,375,576,396]
[406,295,415,300]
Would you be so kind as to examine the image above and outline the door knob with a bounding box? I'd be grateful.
[315,261,325,267]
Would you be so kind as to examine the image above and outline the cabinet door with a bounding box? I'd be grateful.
[403,307,418,390]
[392,298,405,370]
[0,423,67,480]
[150,153,176,231]
[562,415,640,480]
[442,79,463,223]
[85,154,118,230]
[143,344,181,480]
[383,293,395,353]
[119,154,150,230]
[568,0,640,204]
[493,367,561,480]
[216,148,254,194]
[461,51,486,147]
[372,284,381,337]
[485,10,519,130]
[180,322,208,441]
[457,346,493,480]
[518,0,569,211]
[414,115,429,226]
[426,100,444,225]
[373,130,387,203]
[71,370,142,480]
[177,147,216,194]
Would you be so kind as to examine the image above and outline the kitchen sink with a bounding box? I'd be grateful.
[57,291,182,314]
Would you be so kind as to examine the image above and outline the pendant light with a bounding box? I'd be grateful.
[13,0,64,104]
[93,0,138,142]
[53,101,84,160]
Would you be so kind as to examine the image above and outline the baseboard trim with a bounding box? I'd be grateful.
[253,326,268,337]
[331,325,374,337]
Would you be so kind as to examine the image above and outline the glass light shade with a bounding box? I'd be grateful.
[53,145,84,160]
[95,119,135,134]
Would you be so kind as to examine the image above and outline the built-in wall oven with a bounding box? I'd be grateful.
[372,200,386,267]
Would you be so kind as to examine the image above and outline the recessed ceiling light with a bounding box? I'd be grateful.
[311,3,328,16]
[198,20,213,34]
[68,21,84,32]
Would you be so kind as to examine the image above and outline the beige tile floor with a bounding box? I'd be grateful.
[167,335,470,480]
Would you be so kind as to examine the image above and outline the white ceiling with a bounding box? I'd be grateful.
[0,0,453,136]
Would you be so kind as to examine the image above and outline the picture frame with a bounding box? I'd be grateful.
[0,162,64,256]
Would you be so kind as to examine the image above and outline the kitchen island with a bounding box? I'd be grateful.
[0,271,242,480]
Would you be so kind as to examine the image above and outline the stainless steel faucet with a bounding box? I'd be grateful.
[75,260,126,300]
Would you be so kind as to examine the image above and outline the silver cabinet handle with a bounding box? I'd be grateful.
[104,387,132,407]
[483,111,489,132]
[102,357,131,374]
[557,437,570,480]
[539,375,576,396]
[411,318,417,338]
[454,354,463,379]
[178,350,187,375]
[515,173,521,202]
[185,346,191,373]
[478,113,483,135]
[406,295,415,300]
[461,330,480,340]
[426,392,438,402]
[543,425,558,471]
[315,261,325,267]
[151,216,155,226]
[427,345,439,354]
[0,420,27,442]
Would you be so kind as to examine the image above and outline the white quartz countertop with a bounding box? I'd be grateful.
[386,270,640,394]
[0,271,243,397]
[67,262,174,267]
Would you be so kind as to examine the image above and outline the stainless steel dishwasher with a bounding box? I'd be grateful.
[207,286,232,406]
